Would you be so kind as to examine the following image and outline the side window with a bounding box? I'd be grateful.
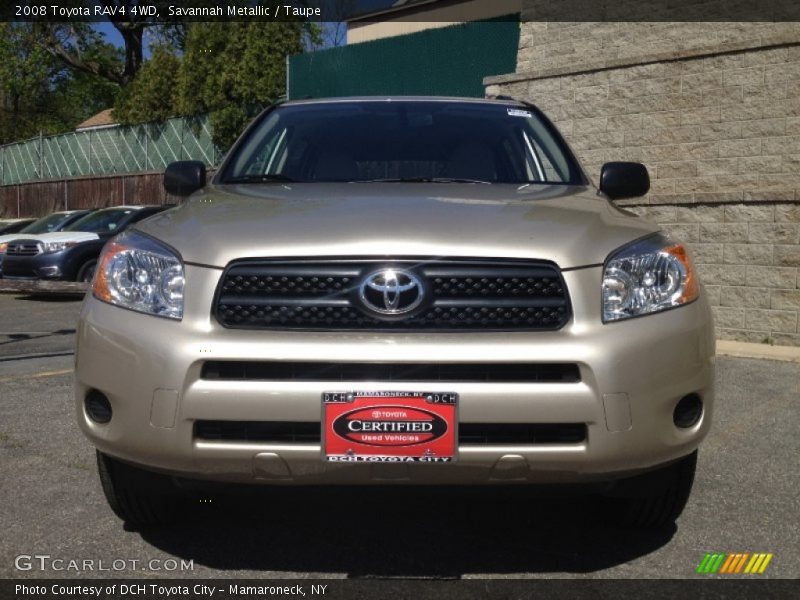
[525,117,573,182]
[521,131,545,182]
[531,136,564,183]
[244,127,287,176]
[264,128,289,175]
[521,131,566,183]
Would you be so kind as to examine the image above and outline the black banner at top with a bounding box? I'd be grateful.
[1,0,800,23]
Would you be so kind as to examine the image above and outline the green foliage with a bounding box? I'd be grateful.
[50,70,120,127]
[115,21,304,150]
[0,23,120,144]
[177,22,304,149]
[0,24,55,142]
[114,46,180,124]
[3,15,308,151]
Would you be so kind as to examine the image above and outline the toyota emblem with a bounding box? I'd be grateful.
[358,268,425,315]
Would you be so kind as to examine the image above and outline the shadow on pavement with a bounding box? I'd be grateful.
[138,486,676,577]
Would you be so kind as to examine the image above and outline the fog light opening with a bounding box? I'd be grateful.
[85,390,112,424]
[673,394,702,429]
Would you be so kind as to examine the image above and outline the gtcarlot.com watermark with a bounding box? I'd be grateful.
[14,554,194,572]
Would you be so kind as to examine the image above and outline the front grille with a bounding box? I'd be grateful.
[215,258,570,331]
[6,241,41,256]
[201,361,581,383]
[194,421,587,445]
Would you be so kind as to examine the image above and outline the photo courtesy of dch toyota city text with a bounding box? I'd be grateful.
[0,1,798,599]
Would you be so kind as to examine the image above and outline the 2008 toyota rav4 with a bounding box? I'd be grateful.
[75,97,714,528]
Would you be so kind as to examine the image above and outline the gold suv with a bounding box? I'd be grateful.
[74,97,714,528]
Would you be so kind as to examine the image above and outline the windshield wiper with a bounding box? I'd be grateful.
[353,177,491,184]
[224,174,297,184]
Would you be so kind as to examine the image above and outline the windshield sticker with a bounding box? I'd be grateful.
[507,108,532,118]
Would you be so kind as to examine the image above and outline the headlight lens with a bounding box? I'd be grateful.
[602,234,699,322]
[0,242,7,254]
[42,241,78,253]
[93,231,184,320]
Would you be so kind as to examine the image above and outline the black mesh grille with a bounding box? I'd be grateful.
[215,259,570,331]
[201,361,581,383]
[194,421,587,445]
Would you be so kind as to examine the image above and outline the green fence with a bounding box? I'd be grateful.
[0,115,219,186]
[288,17,520,100]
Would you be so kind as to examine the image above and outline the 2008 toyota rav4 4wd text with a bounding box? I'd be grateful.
[75,97,714,529]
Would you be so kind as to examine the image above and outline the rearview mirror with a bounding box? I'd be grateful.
[164,161,206,197]
[599,162,650,200]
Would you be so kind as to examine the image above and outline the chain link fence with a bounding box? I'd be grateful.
[0,115,219,186]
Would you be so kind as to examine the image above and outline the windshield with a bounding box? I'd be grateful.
[221,100,584,185]
[65,209,136,233]
[20,212,74,234]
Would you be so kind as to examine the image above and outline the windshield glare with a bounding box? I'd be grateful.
[223,101,583,185]
[66,209,135,233]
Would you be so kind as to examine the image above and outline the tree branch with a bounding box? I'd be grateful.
[35,24,127,85]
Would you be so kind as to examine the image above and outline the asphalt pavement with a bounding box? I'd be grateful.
[0,293,798,579]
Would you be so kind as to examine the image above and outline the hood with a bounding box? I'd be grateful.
[135,183,658,269]
[5,231,100,244]
[0,233,25,245]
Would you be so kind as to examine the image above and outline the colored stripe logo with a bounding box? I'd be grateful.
[697,552,774,574]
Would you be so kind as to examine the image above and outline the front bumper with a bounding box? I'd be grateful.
[1,251,68,280]
[74,264,715,485]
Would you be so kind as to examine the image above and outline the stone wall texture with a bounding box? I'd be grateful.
[485,8,800,345]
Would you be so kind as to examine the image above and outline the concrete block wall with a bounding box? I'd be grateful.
[633,204,800,346]
[485,13,800,345]
[515,19,799,76]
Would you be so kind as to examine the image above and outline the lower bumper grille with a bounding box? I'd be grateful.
[458,423,586,444]
[200,361,581,383]
[196,421,321,443]
[194,421,587,445]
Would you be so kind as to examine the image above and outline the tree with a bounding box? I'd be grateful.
[114,46,180,124]
[170,21,303,149]
[110,18,308,149]
[31,0,172,86]
[0,24,56,142]
[33,21,139,86]
[320,0,357,48]
[0,23,120,143]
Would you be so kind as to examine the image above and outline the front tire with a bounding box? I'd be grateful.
[96,450,182,527]
[603,451,697,529]
[77,259,97,283]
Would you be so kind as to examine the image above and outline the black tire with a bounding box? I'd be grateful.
[77,259,97,283]
[96,450,182,527]
[603,451,697,529]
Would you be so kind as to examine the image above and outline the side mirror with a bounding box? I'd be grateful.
[599,162,650,200]
[164,161,206,196]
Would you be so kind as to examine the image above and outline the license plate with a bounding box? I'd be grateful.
[322,391,457,463]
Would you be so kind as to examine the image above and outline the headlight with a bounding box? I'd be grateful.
[602,234,699,322]
[0,242,7,254]
[93,231,184,320]
[42,241,79,253]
